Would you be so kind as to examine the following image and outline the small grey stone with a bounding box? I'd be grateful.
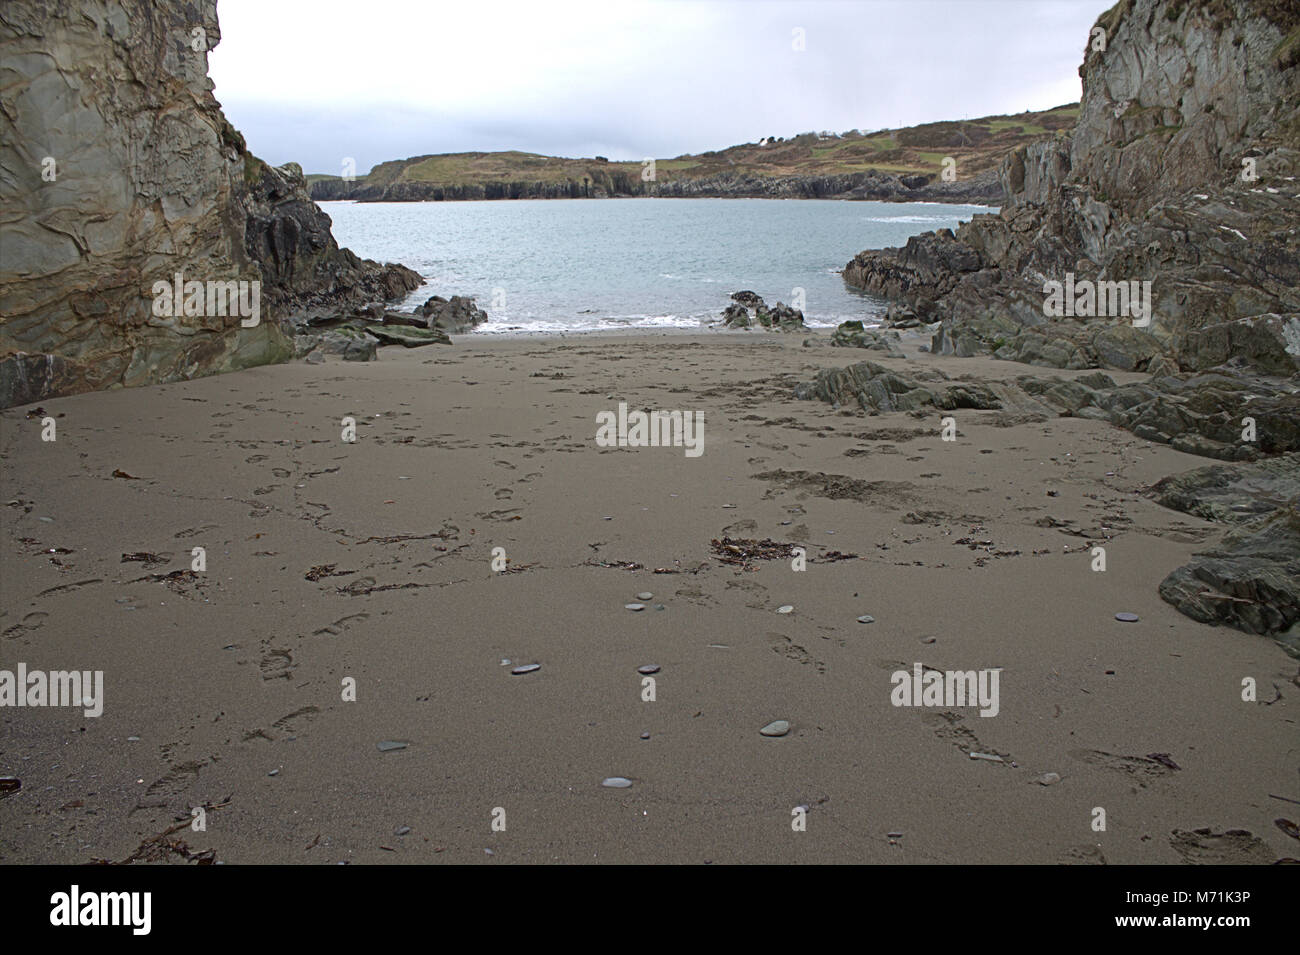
[268,769,280,776]
[637,664,660,674]
[776,605,794,614]
[511,663,541,675]
[625,603,645,611]
[640,732,651,740]
[395,826,411,836]
[1037,773,1062,786]
[856,615,875,624]
[636,592,653,600]
[377,740,408,752]
[1115,612,1140,623]
[602,776,633,788]
[760,720,790,737]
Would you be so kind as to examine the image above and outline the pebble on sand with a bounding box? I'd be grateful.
[1037,773,1062,786]
[511,663,541,675]
[776,605,794,614]
[760,720,790,737]
[377,740,408,752]
[1115,612,1140,622]
[636,592,653,600]
[602,777,633,788]
[637,664,661,674]
[625,603,646,611]
[857,615,875,624]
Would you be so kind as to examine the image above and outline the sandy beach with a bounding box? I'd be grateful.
[1,330,1295,864]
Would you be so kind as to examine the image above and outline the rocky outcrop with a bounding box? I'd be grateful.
[311,167,1004,204]
[841,0,1300,380]
[0,1,421,408]
[829,321,907,358]
[419,295,488,334]
[1150,455,1300,638]
[796,359,1300,461]
[719,294,808,332]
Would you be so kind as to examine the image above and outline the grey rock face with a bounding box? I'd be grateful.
[1150,455,1300,637]
[419,295,489,333]
[797,360,1300,461]
[841,0,1300,380]
[830,321,906,357]
[0,0,420,408]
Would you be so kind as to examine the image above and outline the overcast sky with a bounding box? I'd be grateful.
[209,0,1114,177]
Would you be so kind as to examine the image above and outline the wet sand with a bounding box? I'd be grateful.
[1,331,1295,864]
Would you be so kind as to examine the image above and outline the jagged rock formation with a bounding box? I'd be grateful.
[842,0,1300,378]
[830,0,1299,636]
[1150,455,1300,638]
[829,321,907,357]
[796,358,1300,460]
[719,293,808,332]
[419,295,488,334]
[0,0,421,408]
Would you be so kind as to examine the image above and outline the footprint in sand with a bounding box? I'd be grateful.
[1068,749,1178,786]
[3,611,48,639]
[769,632,826,674]
[494,488,513,500]
[143,759,209,800]
[1058,844,1108,865]
[258,643,295,681]
[1169,828,1274,865]
[272,705,320,734]
[923,711,1011,762]
[312,612,370,636]
[36,578,102,598]
[174,524,218,539]
[722,519,757,536]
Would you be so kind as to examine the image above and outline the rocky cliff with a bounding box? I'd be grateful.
[311,168,1002,203]
[843,0,1300,377]
[0,1,420,408]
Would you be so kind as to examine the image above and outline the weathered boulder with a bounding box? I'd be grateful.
[296,327,378,363]
[363,323,451,347]
[830,320,906,357]
[758,303,809,332]
[722,303,752,328]
[419,295,488,333]
[1150,455,1300,637]
[731,291,765,308]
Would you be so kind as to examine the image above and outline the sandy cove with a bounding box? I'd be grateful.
[1,331,1295,864]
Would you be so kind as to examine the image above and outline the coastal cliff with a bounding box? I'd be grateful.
[0,1,420,408]
[842,0,1300,377]
[306,106,1083,206]
[311,168,1003,203]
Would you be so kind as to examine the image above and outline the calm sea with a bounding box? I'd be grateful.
[319,198,992,333]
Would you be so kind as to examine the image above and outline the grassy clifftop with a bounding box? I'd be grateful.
[307,103,1079,194]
